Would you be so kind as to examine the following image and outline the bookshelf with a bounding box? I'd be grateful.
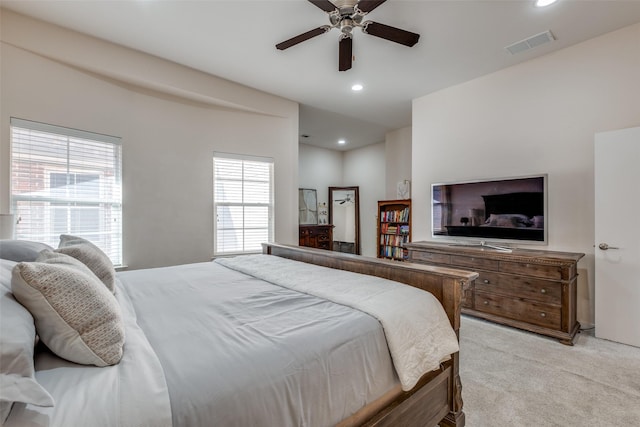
[377,199,411,261]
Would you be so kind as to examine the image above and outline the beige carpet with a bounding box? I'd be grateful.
[459,316,640,426]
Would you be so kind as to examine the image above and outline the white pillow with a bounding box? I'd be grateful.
[56,235,116,293]
[0,259,54,423]
[11,250,125,367]
[0,240,53,262]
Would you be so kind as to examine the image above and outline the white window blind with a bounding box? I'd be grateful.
[213,153,274,255]
[10,118,123,265]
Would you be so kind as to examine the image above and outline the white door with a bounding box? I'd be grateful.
[594,126,640,347]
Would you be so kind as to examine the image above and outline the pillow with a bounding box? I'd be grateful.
[11,250,125,367]
[485,214,533,228]
[0,240,53,262]
[0,259,54,424]
[532,215,544,228]
[56,235,116,293]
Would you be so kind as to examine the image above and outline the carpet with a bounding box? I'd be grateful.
[459,316,640,426]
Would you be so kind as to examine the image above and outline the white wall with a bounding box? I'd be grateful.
[1,10,299,269]
[298,143,343,207]
[385,126,412,200]
[344,143,386,257]
[299,142,385,257]
[412,23,640,326]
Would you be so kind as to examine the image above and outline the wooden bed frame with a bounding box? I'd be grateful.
[263,243,478,427]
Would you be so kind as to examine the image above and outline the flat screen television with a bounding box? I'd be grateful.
[431,174,547,248]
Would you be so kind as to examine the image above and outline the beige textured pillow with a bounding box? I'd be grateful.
[11,250,124,367]
[56,234,116,293]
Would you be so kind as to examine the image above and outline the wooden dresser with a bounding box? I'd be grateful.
[405,241,584,345]
[299,225,333,250]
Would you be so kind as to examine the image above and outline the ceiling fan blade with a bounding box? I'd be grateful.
[363,21,420,47]
[356,0,387,14]
[339,36,353,71]
[308,0,338,13]
[276,26,330,50]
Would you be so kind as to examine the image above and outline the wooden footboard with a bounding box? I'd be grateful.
[262,243,478,427]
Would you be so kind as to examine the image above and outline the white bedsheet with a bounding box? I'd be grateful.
[216,254,460,390]
[4,282,172,427]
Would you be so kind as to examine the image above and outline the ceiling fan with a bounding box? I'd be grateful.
[276,0,420,71]
[335,194,354,204]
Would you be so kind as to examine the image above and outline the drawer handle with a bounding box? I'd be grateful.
[540,312,546,318]
[540,288,547,294]
[483,300,489,305]
[483,279,490,284]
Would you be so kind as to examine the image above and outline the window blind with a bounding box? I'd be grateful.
[213,153,274,255]
[10,118,123,265]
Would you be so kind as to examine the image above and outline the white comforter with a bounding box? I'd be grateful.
[216,254,460,390]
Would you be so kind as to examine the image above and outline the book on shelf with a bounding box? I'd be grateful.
[380,223,410,235]
[380,234,409,247]
[380,207,410,223]
[380,245,408,260]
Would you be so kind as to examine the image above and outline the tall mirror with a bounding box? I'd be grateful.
[329,186,360,254]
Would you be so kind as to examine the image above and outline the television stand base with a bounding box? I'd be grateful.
[405,241,585,345]
[448,240,513,253]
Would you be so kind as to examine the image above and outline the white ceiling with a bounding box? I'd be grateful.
[3,0,640,151]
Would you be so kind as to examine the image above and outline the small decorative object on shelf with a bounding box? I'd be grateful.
[396,180,411,199]
[377,199,411,261]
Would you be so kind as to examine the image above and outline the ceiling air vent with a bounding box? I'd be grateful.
[505,30,555,55]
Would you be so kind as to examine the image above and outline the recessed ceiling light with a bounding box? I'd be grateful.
[338,139,346,145]
[535,0,558,7]
[351,84,363,91]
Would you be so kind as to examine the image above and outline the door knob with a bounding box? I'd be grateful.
[598,243,619,250]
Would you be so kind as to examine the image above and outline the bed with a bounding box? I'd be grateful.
[1,239,477,427]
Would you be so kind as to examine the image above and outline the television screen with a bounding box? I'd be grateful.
[431,175,547,245]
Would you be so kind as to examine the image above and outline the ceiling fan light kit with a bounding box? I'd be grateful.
[276,0,420,71]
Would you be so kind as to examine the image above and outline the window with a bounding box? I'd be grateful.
[432,185,443,234]
[213,153,274,255]
[10,118,123,265]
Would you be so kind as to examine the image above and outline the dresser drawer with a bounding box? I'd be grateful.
[317,234,330,242]
[409,251,451,265]
[475,291,561,329]
[450,255,499,270]
[307,228,321,236]
[317,241,331,250]
[499,260,564,280]
[475,272,561,304]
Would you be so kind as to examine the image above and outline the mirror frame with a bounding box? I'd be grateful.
[328,186,360,255]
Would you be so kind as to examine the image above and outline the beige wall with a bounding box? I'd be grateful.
[344,143,386,258]
[1,10,299,269]
[385,126,412,200]
[412,23,640,326]
[298,144,343,208]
